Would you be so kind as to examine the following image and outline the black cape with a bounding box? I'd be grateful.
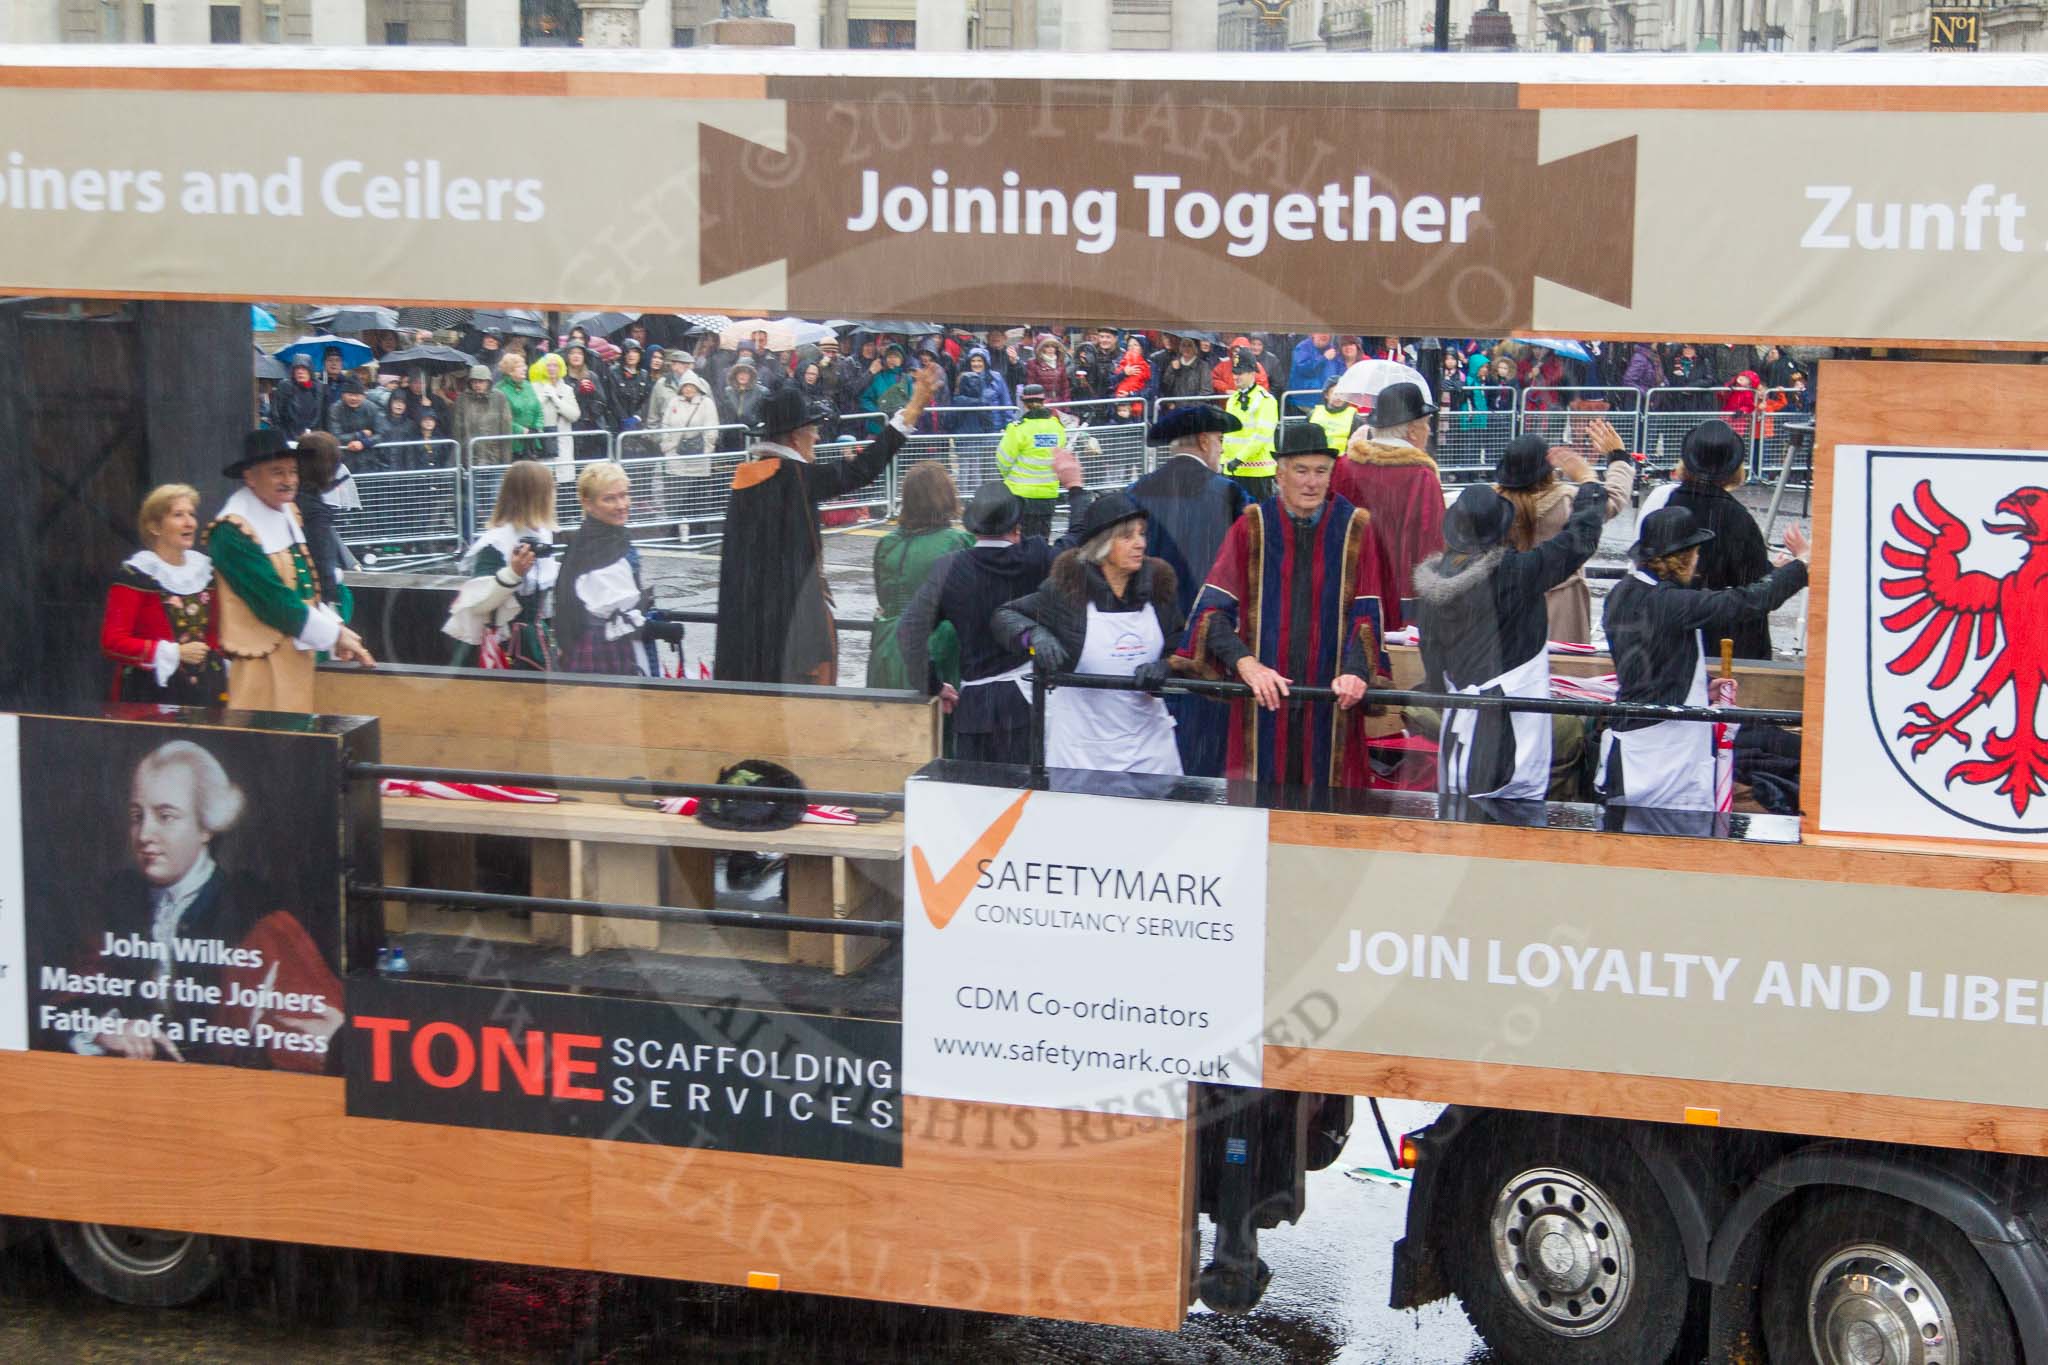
[714,425,907,684]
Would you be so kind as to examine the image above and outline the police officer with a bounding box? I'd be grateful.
[997,382,1070,539]
[1220,350,1279,501]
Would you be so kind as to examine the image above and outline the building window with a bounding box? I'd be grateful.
[674,26,696,46]
[263,1,282,41]
[141,2,156,41]
[848,18,916,48]
[386,21,409,42]
[521,0,581,44]
[210,3,241,41]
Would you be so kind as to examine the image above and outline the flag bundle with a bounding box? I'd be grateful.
[380,778,560,803]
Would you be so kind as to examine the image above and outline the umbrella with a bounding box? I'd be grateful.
[1520,337,1594,363]
[274,334,373,369]
[396,306,471,332]
[1331,358,1433,410]
[470,308,549,339]
[376,343,477,373]
[566,310,641,338]
[306,304,401,333]
[1161,328,1219,344]
[676,313,733,332]
[254,351,286,381]
[250,304,278,332]
[719,317,837,350]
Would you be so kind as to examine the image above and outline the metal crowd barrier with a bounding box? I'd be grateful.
[334,456,464,568]
[1434,385,1518,483]
[1515,387,1643,457]
[1640,386,1744,480]
[463,429,617,538]
[1751,389,1814,485]
[352,437,458,474]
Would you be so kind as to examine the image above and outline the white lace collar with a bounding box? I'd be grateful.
[754,439,808,465]
[221,487,305,553]
[124,549,213,596]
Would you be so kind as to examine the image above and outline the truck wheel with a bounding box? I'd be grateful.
[1440,1136,1688,1364]
[1761,1192,2018,1365]
[49,1221,223,1307]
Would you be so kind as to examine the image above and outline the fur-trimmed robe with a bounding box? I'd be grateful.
[1331,437,1446,601]
[1178,497,1401,793]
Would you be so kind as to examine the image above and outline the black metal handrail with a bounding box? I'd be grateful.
[356,883,901,940]
[351,762,904,812]
[1027,671,1802,789]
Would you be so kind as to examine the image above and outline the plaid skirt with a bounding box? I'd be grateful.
[558,631,647,676]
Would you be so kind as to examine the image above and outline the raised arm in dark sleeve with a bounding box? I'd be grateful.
[1507,477,1614,599]
[1665,560,1810,636]
[809,418,908,503]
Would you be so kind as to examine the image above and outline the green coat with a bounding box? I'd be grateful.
[497,377,543,457]
[866,525,972,690]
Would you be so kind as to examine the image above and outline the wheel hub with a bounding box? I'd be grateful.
[1809,1245,1956,1365]
[78,1224,198,1278]
[1488,1166,1635,1338]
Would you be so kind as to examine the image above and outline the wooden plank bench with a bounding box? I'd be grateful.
[315,664,938,975]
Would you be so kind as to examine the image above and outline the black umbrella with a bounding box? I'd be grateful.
[470,308,549,339]
[858,319,944,337]
[396,306,471,332]
[377,343,478,372]
[254,351,287,381]
[1163,328,1219,344]
[566,310,641,338]
[306,303,401,333]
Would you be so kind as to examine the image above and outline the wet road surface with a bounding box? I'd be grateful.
[0,1108,1488,1364]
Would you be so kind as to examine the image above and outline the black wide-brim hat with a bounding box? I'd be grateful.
[1629,506,1717,562]
[223,427,295,478]
[1273,421,1338,461]
[1493,433,1551,491]
[1073,490,1146,542]
[753,386,833,439]
[1146,404,1241,446]
[1443,484,1517,553]
[1679,419,1749,485]
[964,480,1023,536]
[1371,381,1438,428]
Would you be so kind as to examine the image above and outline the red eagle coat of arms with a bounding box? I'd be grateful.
[1873,465,2048,832]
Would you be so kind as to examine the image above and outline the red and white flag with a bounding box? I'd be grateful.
[380,778,560,804]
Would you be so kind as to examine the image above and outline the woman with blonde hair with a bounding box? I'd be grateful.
[443,459,561,670]
[554,462,681,675]
[866,462,972,690]
[528,352,581,476]
[101,483,227,704]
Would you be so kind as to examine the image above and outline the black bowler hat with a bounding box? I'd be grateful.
[1680,420,1748,486]
[752,386,832,439]
[1371,381,1437,427]
[1629,506,1717,563]
[963,480,1023,536]
[1073,490,1146,542]
[1493,433,1551,491]
[1146,404,1240,446]
[1272,423,1338,462]
[223,427,295,478]
[1443,484,1516,553]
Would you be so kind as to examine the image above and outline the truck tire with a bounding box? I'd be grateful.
[1439,1127,1689,1364]
[1761,1192,2018,1365]
[49,1221,223,1307]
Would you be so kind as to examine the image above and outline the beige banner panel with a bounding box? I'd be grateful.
[5,67,2048,343]
[1267,844,2048,1113]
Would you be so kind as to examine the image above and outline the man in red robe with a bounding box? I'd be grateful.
[1333,381,1446,601]
[1179,424,1403,796]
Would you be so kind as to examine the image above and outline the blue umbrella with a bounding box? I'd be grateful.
[274,334,373,369]
[250,304,278,332]
[1520,337,1593,363]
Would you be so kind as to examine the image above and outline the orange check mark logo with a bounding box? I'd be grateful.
[912,790,1033,930]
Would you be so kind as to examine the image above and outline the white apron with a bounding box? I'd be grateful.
[1046,605,1182,776]
[1598,626,1716,812]
[1440,646,1551,801]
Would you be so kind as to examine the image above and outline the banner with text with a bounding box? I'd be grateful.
[1819,444,2048,843]
[345,977,903,1168]
[19,715,345,1072]
[902,779,1267,1119]
[4,69,2048,342]
[1268,845,2048,1110]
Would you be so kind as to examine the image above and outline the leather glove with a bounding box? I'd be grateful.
[1027,627,1068,677]
[1131,659,1172,692]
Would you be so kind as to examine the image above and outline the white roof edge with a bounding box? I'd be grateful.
[3,44,2047,88]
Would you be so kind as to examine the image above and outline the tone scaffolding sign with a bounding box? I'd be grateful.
[0,716,24,1052]
[1819,445,2048,843]
[901,780,1268,1118]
